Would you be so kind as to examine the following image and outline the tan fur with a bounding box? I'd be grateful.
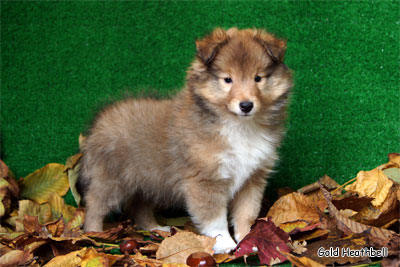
[79,28,292,253]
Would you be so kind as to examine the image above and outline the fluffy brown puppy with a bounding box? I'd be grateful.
[79,27,292,253]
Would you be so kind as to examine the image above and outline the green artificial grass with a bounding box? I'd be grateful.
[1,1,398,266]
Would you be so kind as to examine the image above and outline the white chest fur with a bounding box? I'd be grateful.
[218,118,277,197]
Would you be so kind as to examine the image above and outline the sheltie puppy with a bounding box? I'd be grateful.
[79,27,292,253]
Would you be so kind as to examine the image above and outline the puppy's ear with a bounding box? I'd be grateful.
[196,28,228,66]
[254,29,287,62]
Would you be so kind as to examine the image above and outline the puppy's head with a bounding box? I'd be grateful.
[188,28,292,119]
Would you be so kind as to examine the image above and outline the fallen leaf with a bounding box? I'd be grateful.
[48,193,76,223]
[283,252,325,267]
[235,218,291,265]
[79,247,116,267]
[0,176,19,218]
[320,184,398,240]
[0,160,9,178]
[381,250,400,267]
[279,220,320,235]
[267,192,321,226]
[156,231,215,264]
[17,200,52,225]
[44,217,65,237]
[297,175,339,194]
[22,214,42,235]
[64,153,82,172]
[64,154,82,206]
[65,208,85,232]
[351,184,400,227]
[0,249,33,267]
[332,195,373,212]
[43,247,86,267]
[139,243,160,254]
[291,229,330,242]
[84,220,131,242]
[132,252,166,267]
[300,235,369,265]
[19,163,69,204]
[214,253,238,264]
[383,167,400,184]
[386,153,400,168]
[345,168,393,206]
[289,240,307,254]
[339,209,358,217]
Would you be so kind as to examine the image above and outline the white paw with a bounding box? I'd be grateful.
[151,225,171,232]
[213,234,237,254]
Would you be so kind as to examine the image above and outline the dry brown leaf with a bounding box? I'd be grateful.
[214,253,237,264]
[139,243,160,254]
[0,249,33,267]
[289,240,308,254]
[64,153,82,172]
[79,247,120,267]
[332,195,373,212]
[44,217,65,237]
[292,229,330,242]
[43,247,86,267]
[297,175,340,194]
[386,153,400,168]
[279,220,309,233]
[0,160,9,178]
[84,220,131,242]
[22,214,42,235]
[156,231,215,264]
[284,252,325,267]
[321,184,398,240]
[345,168,393,206]
[351,184,400,227]
[132,251,167,267]
[48,193,76,223]
[267,192,321,226]
[17,200,52,227]
[339,209,358,218]
[300,235,369,265]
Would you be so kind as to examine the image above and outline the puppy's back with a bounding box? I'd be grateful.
[79,98,174,199]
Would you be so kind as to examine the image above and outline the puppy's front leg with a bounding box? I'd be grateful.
[183,178,237,254]
[230,170,268,243]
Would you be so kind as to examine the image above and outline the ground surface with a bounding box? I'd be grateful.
[1,2,399,266]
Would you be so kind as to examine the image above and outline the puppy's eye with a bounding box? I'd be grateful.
[255,75,262,82]
[224,77,233,83]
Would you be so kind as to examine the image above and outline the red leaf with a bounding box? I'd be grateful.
[234,218,291,265]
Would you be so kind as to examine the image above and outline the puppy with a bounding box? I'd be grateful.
[79,27,292,253]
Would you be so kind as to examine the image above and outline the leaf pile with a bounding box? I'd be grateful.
[1,152,399,266]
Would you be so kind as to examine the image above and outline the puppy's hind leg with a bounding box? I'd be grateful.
[83,181,127,232]
[126,197,170,232]
[84,188,112,232]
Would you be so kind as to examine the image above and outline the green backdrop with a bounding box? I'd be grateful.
[2,1,399,212]
[1,1,398,266]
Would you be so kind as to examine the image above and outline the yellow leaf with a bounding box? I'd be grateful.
[267,192,321,226]
[345,169,393,206]
[156,232,215,264]
[80,248,112,267]
[68,164,81,206]
[18,199,52,225]
[48,193,76,222]
[43,247,86,267]
[20,163,69,204]
[66,208,85,230]
[279,220,309,233]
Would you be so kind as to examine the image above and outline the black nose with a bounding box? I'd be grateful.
[239,101,254,113]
